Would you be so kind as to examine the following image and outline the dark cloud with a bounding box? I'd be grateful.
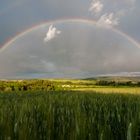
[0,21,140,78]
[0,0,140,78]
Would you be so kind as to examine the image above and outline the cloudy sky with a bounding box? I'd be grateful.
[0,0,140,79]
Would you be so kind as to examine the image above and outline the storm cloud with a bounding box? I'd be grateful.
[0,21,140,79]
[0,0,140,78]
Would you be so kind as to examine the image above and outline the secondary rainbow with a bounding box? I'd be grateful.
[0,18,140,52]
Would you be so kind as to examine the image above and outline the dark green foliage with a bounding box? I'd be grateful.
[95,80,140,87]
[0,80,62,92]
[0,91,140,139]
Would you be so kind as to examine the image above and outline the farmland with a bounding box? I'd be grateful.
[0,78,140,139]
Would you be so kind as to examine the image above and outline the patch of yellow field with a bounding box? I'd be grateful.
[72,87,140,94]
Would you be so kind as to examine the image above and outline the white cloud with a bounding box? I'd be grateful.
[89,0,136,28]
[44,25,61,42]
[97,13,119,28]
[89,0,103,14]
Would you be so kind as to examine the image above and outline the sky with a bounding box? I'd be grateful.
[0,0,140,79]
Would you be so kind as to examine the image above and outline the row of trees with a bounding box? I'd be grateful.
[0,80,62,92]
[96,80,140,87]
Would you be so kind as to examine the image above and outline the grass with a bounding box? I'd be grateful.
[0,91,140,139]
[1,79,140,139]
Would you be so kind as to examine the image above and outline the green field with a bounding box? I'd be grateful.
[0,78,140,139]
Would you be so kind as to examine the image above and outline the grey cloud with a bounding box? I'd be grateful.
[41,60,57,72]
[0,21,140,79]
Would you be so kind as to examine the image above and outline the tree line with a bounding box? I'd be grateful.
[0,80,62,92]
[96,80,140,87]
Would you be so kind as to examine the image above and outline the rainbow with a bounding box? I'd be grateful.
[0,18,140,52]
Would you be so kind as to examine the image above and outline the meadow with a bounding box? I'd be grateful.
[0,78,140,139]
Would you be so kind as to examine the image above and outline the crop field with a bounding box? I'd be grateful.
[73,87,140,94]
[0,78,140,139]
[0,91,140,140]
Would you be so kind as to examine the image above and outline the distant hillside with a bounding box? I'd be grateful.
[85,76,140,82]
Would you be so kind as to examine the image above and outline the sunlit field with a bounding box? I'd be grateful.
[0,79,140,139]
[50,79,140,94]
[73,87,140,94]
